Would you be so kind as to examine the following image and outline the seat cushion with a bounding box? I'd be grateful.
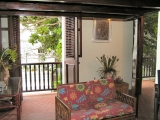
[92,99,134,118]
[71,99,133,120]
[88,78,116,103]
[71,108,103,120]
[57,83,90,109]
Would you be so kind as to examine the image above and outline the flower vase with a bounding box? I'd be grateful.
[104,72,113,79]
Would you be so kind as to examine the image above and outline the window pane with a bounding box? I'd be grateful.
[2,31,9,49]
[1,18,8,28]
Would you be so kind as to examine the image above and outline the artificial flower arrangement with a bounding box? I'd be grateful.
[96,54,119,79]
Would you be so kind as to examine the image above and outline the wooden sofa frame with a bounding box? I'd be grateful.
[55,90,136,120]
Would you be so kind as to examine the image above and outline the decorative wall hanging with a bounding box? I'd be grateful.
[92,19,111,42]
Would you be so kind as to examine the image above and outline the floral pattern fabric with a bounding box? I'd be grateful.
[71,99,133,120]
[71,108,103,120]
[57,83,90,109]
[57,79,134,120]
[88,78,116,103]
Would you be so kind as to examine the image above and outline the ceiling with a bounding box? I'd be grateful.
[0,1,160,20]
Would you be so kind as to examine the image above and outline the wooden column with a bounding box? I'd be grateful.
[137,16,144,95]
[132,16,144,117]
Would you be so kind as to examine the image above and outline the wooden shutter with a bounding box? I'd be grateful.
[9,15,21,77]
[65,17,75,58]
[64,17,79,83]
[11,16,20,50]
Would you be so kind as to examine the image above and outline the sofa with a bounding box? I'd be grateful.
[55,78,136,120]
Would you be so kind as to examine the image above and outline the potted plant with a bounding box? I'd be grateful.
[96,54,119,79]
[0,47,18,85]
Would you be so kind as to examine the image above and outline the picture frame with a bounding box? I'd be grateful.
[92,19,111,42]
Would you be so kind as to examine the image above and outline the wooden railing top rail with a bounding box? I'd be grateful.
[21,62,62,65]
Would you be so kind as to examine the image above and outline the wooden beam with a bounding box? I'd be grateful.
[0,10,135,20]
[7,0,160,9]
[0,2,157,16]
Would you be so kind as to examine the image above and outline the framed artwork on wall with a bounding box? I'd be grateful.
[92,19,111,42]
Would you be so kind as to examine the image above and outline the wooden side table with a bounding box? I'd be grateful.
[115,82,129,94]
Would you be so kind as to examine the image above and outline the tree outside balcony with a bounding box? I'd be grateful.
[20,16,62,62]
[20,16,62,91]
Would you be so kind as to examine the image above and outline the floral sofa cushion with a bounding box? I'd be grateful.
[71,108,103,120]
[57,83,90,109]
[88,78,116,103]
[93,99,133,118]
[71,99,133,120]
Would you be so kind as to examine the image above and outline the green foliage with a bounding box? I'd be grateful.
[53,74,62,88]
[96,55,119,78]
[20,16,62,61]
[0,48,18,71]
[7,49,18,63]
[143,12,158,57]
[55,41,62,62]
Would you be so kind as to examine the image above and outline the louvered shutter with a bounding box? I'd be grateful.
[65,17,75,58]
[12,16,20,50]
[64,17,79,83]
[9,15,21,77]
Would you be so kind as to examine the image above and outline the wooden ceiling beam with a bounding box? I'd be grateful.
[42,0,160,9]
[7,0,160,9]
[0,2,157,16]
[0,10,135,20]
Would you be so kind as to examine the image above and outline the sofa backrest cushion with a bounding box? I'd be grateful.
[57,82,89,110]
[88,78,116,103]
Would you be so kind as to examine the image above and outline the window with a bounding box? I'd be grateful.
[0,17,9,49]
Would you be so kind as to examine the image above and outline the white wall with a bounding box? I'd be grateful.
[79,20,133,89]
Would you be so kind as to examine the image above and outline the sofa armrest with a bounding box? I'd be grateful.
[115,90,136,112]
[55,96,71,120]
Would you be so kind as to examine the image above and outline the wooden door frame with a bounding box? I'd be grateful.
[0,1,145,96]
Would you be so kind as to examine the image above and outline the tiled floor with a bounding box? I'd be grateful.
[0,91,56,120]
[136,80,157,120]
[0,80,158,120]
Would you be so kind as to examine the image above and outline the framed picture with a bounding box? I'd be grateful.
[92,19,111,42]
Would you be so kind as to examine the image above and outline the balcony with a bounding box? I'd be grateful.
[19,57,156,92]
[21,62,62,92]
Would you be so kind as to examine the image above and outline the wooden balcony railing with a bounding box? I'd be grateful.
[21,62,62,92]
[20,57,155,92]
[142,57,156,78]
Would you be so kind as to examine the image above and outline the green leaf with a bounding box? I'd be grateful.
[20,16,62,61]
[110,56,116,68]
